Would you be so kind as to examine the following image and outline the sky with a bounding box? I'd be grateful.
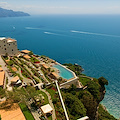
[0,0,120,15]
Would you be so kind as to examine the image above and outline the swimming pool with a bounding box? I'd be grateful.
[53,64,74,80]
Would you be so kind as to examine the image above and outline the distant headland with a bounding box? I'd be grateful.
[0,7,30,18]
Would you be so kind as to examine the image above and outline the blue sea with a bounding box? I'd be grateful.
[0,15,120,118]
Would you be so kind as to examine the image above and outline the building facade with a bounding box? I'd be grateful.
[0,37,18,56]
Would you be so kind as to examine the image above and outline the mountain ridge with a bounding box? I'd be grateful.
[0,7,30,17]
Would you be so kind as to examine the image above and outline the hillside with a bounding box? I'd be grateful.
[0,7,30,17]
[62,63,117,120]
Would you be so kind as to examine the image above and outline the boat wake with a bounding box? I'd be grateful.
[44,32,56,35]
[25,27,41,30]
[71,30,120,38]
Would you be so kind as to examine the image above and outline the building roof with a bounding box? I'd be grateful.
[41,104,53,114]
[0,67,3,71]
[6,38,16,42]
[10,76,19,82]
[52,72,59,78]
[21,50,31,54]
[12,67,17,72]
[42,64,49,69]
[0,37,6,41]
[23,55,31,59]
[0,71,5,86]
[0,103,26,120]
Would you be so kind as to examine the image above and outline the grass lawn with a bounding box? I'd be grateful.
[48,115,52,120]
[46,88,56,99]
[79,77,91,86]
[19,103,35,120]
[37,90,49,105]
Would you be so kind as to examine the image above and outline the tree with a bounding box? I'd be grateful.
[65,93,86,119]
[98,77,108,86]
[87,81,100,100]
[68,84,76,92]
[0,87,6,98]
[48,67,51,72]
[28,51,33,56]
[81,91,97,120]
[8,60,14,66]
[58,77,62,84]
[98,104,117,120]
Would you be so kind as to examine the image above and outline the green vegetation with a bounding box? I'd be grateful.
[62,84,100,120]
[46,87,56,99]
[0,87,37,109]
[81,91,97,120]
[59,63,116,120]
[98,104,117,120]
[79,77,91,86]
[63,63,83,75]
[8,60,14,66]
[19,103,35,120]
[0,114,1,120]
[46,85,65,119]
[48,115,52,120]
[28,51,33,56]
[87,80,100,100]
[30,57,39,63]
[65,93,86,119]
[3,55,8,60]
[37,90,49,105]
[0,87,6,98]
[6,77,8,85]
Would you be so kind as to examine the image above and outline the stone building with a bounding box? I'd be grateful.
[0,37,18,56]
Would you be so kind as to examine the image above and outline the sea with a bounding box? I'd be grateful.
[0,15,120,119]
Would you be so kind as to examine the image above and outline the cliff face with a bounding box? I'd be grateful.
[0,8,30,17]
[62,63,116,120]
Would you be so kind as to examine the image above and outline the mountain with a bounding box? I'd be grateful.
[0,7,30,17]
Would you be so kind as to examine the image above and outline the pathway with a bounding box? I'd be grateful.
[24,65,42,83]
[40,89,56,120]
[17,68,41,120]
[39,69,50,83]
[26,99,41,120]
[80,75,93,80]
[17,67,32,84]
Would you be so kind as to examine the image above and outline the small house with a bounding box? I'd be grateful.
[41,104,53,116]
[10,76,22,86]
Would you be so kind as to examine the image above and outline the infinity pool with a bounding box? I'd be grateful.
[53,64,74,80]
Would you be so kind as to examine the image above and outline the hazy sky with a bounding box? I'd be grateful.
[0,0,120,14]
